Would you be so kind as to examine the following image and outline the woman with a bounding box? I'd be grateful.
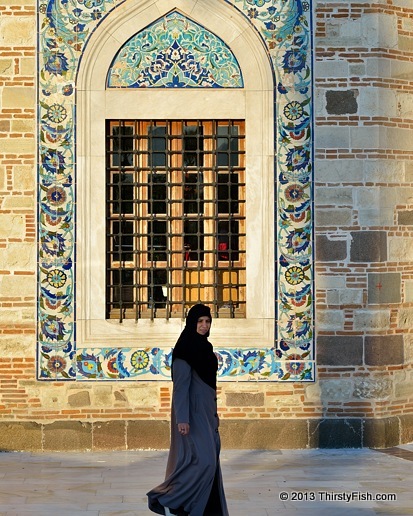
[147,304,229,516]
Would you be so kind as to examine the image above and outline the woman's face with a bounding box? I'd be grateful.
[196,316,211,336]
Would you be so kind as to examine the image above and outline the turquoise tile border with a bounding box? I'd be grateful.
[37,0,314,382]
[76,347,314,381]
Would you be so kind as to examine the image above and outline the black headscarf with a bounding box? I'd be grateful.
[172,304,218,390]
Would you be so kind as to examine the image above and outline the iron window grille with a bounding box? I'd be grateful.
[106,120,246,321]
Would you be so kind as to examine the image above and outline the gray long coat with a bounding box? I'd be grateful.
[147,358,229,516]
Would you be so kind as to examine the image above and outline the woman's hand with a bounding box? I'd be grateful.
[177,423,190,436]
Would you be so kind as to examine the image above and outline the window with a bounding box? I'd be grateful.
[106,120,246,320]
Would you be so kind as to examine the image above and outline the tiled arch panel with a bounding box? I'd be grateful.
[37,0,314,381]
[107,11,244,88]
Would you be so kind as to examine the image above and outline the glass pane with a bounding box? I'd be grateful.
[148,126,167,168]
[217,220,239,261]
[148,268,168,308]
[112,125,134,167]
[112,221,134,261]
[112,173,134,214]
[148,220,167,261]
[149,173,167,214]
[111,269,134,308]
[217,125,239,167]
[184,125,203,167]
[184,172,203,214]
[217,173,239,214]
[184,220,204,261]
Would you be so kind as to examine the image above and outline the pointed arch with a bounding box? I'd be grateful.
[76,0,276,374]
[107,10,244,88]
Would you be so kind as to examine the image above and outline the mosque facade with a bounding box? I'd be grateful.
[0,0,412,450]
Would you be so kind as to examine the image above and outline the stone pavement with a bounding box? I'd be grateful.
[0,445,412,515]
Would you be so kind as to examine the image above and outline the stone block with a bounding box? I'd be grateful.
[0,242,36,270]
[309,419,363,448]
[315,274,346,289]
[43,422,93,451]
[0,275,35,298]
[2,86,35,109]
[3,196,34,209]
[326,290,339,305]
[0,58,12,74]
[364,335,404,366]
[397,307,413,330]
[0,138,34,154]
[92,385,114,408]
[93,421,126,451]
[397,210,413,225]
[364,160,404,183]
[20,57,35,76]
[317,336,363,366]
[350,126,382,149]
[0,165,5,190]
[316,127,350,149]
[0,308,25,323]
[326,90,358,115]
[220,420,309,450]
[349,64,365,77]
[353,378,393,399]
[396,91,413,118]
[368,272,401,304]
[122,384,159,407]
[316,235,347,262]
[350,231,387,262]
[315,159,363,183]
[364,14,398,48]
[354,310,390,331]
[386,127,413,152]
[11,119,35,134]
[0,16,35,45]
[320,379,353,401]
[315,187,353,206]
[0,214,26,239]
[13,165,35,191]
[316,208,352,227]
[394,379,413,399]
[326,288,363,306]
[358,209,394,227]
[127,420,170,450]
[338,288,363,306]
[399,35,413,52]
[391,60,413,81]
[363,417,400,448]
[0,334,34,356]
[366,58,391,79]
[358,87,397,118]
[356,187,397,210]
[68,390,91,407]
[225,392,264,407]
[316,310,344,331]
[0,422,42,452]
[389,237,413,261]
[304,383,321,402]
[401,14,413,30]
[400,414,413,444]
[314,60,349,79]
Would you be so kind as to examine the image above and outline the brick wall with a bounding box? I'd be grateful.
[0,0,412,450]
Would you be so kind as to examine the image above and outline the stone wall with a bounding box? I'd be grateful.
[0,0,412,451]
[313,0,413,445]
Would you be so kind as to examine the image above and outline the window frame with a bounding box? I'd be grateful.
[76,5,275,349]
